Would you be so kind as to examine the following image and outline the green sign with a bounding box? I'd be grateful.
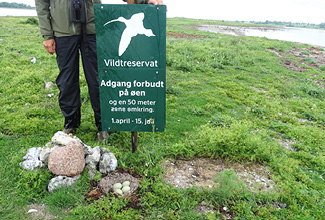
[94,4,166,132]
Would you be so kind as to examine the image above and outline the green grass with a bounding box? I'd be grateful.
[0,17,324,219]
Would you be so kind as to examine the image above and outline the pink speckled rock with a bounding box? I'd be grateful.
[48,141,85,176]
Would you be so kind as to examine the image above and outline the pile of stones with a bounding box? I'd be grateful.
[20,131,118,192]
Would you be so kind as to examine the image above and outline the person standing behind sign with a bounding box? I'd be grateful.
[35,0,164,141]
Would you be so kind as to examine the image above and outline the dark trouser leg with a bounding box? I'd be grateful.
[80,35,102,131]
[55,36,81,129]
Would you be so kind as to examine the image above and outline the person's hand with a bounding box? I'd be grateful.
[43,39,56,55]
[148,0,164,5]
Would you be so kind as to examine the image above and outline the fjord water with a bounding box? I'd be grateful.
[244,27,325,47]
[195,24,325,47]
[0,8,37,16]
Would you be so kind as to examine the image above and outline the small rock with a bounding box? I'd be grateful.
[44,81,54,90]
[99,152,117,174]
[20,147,44,171]
[51,131,81,146]
[30,57,36,64]
[22,147,41,161]
[27,209,38,213]
[86,161,97,179]
[279,203,287,208]
[39,146,57,163]
[83,144,94,155]
[100,147,111,154]
[85,146,101,164]
[48,175,80,192]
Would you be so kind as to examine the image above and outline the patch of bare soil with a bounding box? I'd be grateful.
[270,47,325,88]
[161,158,275,192]
[167,32,206,39]
[278,139,296,151]
[197,201,215,214]
[26,204,56,220]
[270,47,325,73]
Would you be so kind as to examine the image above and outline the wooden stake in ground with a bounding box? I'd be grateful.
[131,132,138,153]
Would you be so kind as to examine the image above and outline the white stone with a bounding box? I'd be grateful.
[48,175,80,192]
[44,81,54,90]
[39,146,58,163]
[83,144,94,155]
[27,209,38,213]
[22,147,41,161]
[20,159,44,171]
[86,161,97,180]
[51,131,82,146]
[99,152,117,174]
[20,147,44,171]
[30,57,36,64]
[85,146,101,164]
[100,147,110,154]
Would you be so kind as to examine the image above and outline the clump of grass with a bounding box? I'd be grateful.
[319,65,325,71]
[20,17,39,25]
[301,50,310,55]
[209,113,232,127]
[212,169,246,202]
[17,169,53,201]
[304,57,317,65]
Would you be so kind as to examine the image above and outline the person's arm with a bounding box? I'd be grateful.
[147,0,164,5]
[128,0,164,5]
[35,0,56,54]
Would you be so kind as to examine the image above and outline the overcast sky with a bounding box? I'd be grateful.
[3,0,325,24]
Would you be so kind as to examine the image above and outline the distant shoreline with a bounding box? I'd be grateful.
[186,24,325,47]
[0,7,35,10]
[0,8,37,16]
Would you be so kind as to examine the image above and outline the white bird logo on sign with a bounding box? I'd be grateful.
[103,12,155,56]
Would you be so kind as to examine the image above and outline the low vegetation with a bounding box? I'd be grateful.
[0,17,324,219]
